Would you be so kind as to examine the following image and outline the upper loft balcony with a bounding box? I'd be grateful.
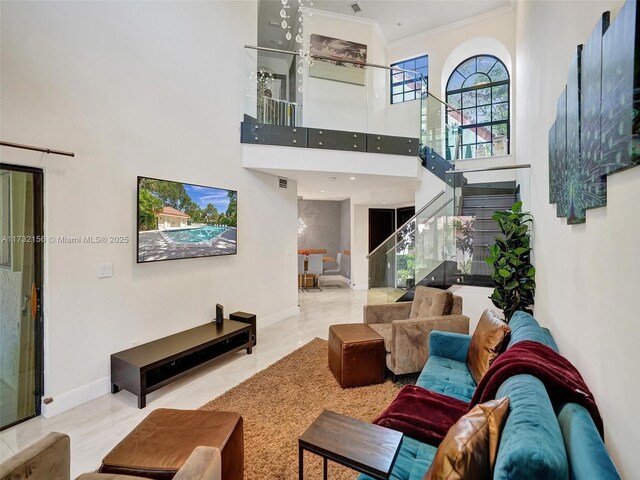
[240,45,513,186]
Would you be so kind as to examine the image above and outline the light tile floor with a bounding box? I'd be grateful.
[0,283,367,477]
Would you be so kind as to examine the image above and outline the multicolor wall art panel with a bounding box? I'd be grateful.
[580,12,610,212]
[550,88,567,217]
[549,0,639,225]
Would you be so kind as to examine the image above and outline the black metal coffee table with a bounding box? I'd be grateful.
[298,410,403,480]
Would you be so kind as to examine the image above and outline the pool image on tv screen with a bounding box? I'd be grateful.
[137,176,237,263]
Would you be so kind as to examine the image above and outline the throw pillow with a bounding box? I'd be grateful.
[423,397,510,480]
[466,309,511,384]
[409,287,453,319]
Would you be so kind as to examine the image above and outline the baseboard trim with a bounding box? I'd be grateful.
[41,375,111,418]
[257,305,300,330]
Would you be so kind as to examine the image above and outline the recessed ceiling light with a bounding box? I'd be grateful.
[382,201,387,204]
[321,190,325,193]
[349,177,356,180]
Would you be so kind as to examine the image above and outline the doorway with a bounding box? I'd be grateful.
[0,164,44,430]
[368,208,395,254]
[368,208,395,289]
[396,206,415,229]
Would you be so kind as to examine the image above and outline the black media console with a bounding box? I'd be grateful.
[111,319,252,408]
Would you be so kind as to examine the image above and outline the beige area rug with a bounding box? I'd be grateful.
[200,337,404,480]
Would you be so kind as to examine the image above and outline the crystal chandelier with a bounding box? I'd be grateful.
[280,0,314,93]
[256,66,275,97]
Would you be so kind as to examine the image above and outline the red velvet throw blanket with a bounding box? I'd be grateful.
[373,385,468,445]
[374,340,604,444]
[469,340,604,438]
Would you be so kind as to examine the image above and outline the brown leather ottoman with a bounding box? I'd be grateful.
[99,408,243,480]
[328,323,385,388]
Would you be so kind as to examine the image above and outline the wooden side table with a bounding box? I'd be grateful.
[298,410,403,480]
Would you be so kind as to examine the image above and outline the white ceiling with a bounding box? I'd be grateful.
[249,167,418,205]
[258,0,512,47]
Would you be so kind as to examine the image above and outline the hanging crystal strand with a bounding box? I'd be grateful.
[296,1,305,93]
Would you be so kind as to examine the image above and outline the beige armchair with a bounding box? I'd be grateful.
[0,432,221,480]
[364,286,469,377]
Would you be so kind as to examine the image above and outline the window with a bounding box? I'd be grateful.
[391,55,428,104]
[445,55,509,158]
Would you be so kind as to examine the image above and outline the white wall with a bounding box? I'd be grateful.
[302,9,391,133]
[449,285,495,333]
[515,1,638,476]
[415,164,447,210]
[0,1,299,416]
[350,204,370,290]
[242,144,421,178]
[339,199,351,279]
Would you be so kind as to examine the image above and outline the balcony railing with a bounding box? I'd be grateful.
[259,97,301,127]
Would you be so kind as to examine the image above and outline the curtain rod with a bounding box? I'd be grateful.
[1,141,75,157]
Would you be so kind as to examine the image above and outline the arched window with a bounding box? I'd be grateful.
[446,55,510,158]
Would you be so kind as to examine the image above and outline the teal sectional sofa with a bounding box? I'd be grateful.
[358,311,620,480]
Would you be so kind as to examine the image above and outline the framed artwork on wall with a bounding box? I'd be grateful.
[601,0,639,174]
[565,45,584,224]
[309,34,367,86]
[548,122,556,204]
[580,12,610,211]
[547,0,638,226]
[552,87,567,218]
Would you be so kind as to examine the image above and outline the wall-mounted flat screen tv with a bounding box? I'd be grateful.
[137,176,237,263]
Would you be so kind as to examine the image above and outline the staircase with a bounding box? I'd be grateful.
[458,181,518,282]
[367,164,527,305]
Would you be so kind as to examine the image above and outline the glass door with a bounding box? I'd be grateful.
[0,164,43,430]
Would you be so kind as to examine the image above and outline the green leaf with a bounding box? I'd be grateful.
[509,258,523,267]
[527,266,536,277]
[505,280,519,290]
[512,201,523,212]
[498,268,511,278]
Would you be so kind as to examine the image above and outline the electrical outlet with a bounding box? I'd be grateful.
[97,263,113,278]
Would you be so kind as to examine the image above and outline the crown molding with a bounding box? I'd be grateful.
[304,7,378,26]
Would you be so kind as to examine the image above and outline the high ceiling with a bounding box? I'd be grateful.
[248,167,418,205]
[258,0,512,47]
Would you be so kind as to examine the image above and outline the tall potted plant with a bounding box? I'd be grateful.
[484,201,536,322]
